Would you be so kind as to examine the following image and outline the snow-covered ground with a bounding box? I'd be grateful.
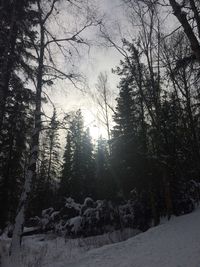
[1,209,200,267]
[0,228,140,267]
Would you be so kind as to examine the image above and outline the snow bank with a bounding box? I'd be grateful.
[1,208,200,267]
[66,208,200,267]
[0,228,140,267]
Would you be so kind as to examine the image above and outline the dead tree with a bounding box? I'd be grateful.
[95,72,114,152]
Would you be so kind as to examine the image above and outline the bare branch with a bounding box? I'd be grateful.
[42,0,58,25]
[44,20,98,47]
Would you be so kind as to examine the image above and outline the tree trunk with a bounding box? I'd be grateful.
[150,189,160,226]
[189,0,200,39]
[169,0,200,62]
[9,22,45,260]
[163,169,173,219]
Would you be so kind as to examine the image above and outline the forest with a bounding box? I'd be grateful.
[1,0,200,263]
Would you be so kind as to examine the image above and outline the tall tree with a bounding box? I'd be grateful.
[0,0,37,131]
[112,61,146,197]
[0,78,34,229]
[29,108,61,216]
[94,72,114,151]
[0,0,37,230]
[95,136,116,199]
[60,111,95,202]
[10,0,101,258]
[60,131,73,199]
[81,128,96,198]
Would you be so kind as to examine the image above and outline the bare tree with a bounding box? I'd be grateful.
[100,0,174,223]
[94,72,114,150]
[167,0,200,62]
[9,0,101,261]
[161,31,200,160]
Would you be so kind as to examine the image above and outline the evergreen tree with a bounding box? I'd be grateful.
[111,41,148,198]
[60,110,95,202]
[70,110,84,201]
[59,132,73,199]
[0,0,37,230]
[95,136,116,199]
[0,0,37,130]
[0,76,34,229]
[81,128,95,198]
[29,109,61,216]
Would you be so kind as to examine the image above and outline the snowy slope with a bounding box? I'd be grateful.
[67,209,200,267]
[1,209,200,267]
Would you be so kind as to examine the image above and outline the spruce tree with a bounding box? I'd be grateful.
[60,132,73,200]
[29,109,61,216]
[81,128,96,198]
[95,136,116,199]
[0,76,34,229]
[60,110,96,202]
[0,0,37,230]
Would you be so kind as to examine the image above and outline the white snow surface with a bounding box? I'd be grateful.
[1,208,200,267]
[67,209,200,267]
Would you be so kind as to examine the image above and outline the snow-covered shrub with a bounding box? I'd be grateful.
[82,207,100,236]
[173,179,200,216]
[66,216,83,236]
[39,207,55,230]
[94,200,119,233]
[60,197,81,220]
[119,200,135,228]
[26,217,40,228]
[83,197,95,208]
[28,196,149,238]
[188,180,200,207]
[25,179,200,239]
[28,207,60,233]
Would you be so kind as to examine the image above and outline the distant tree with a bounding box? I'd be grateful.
[60,110,95,202]
[111,40,149,199]
[29,109,61,216]
[59,132,73,199]
[94,72,114,150]
[81,128,96,198]
[95,136,116,199]
[45,109,61,189]
[70,110,85,201]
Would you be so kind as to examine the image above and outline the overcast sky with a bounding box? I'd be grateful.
[44,0,177,139]
[43,0,126,139]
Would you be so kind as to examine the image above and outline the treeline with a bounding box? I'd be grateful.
[28,109,116,218]
[0,0,101,248]
[1,0,200,241]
